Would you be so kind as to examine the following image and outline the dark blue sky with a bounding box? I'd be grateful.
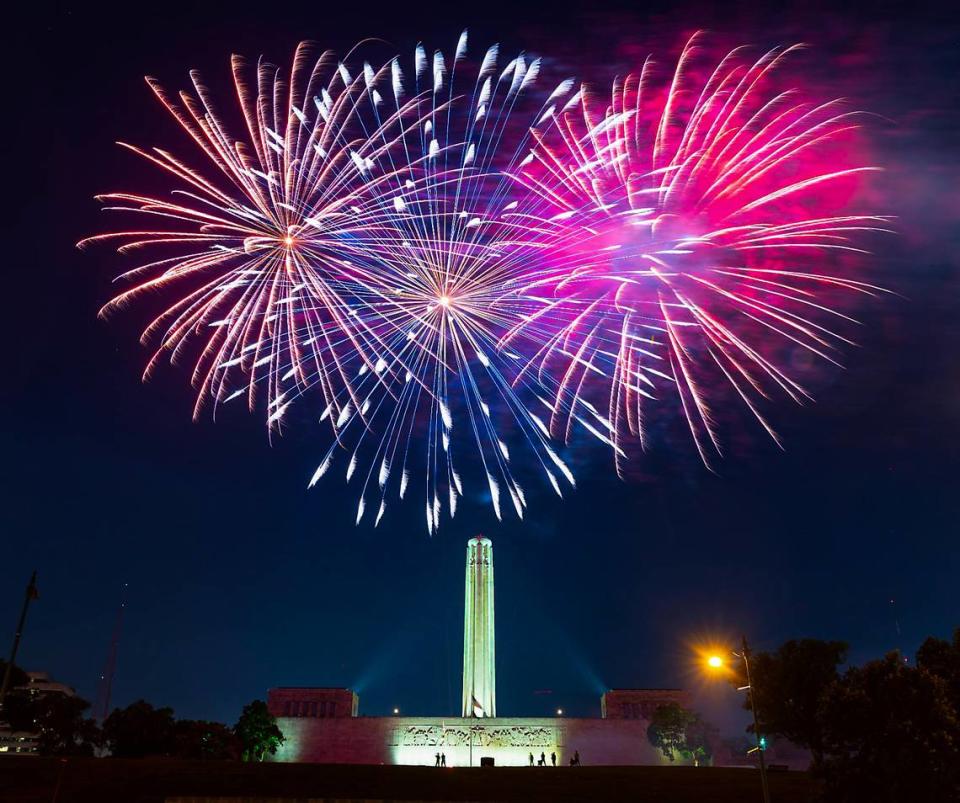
[3,0,958,734]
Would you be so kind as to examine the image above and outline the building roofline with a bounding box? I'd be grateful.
[604,688,687,692]
[268,687,355,692]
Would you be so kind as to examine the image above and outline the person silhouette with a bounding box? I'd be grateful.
[573,749,581,766]
[441,752,446,767]
[539,751,546,766]
[529,752,534,766]
[551,752,556,767]
[435,752,441,767]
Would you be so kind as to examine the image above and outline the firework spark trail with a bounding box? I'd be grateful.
[303,33,585,533]
[503,33,892,474]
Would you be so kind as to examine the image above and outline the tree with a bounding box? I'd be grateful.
[234,700,284,762]
[817,652,960,803]
[917,626,960,704]
[173,719,240,760]
[103,700,176,758]
[646,703,711,764]
[30,694,100,756]
[682,715,713,765]
[740,638,848,766]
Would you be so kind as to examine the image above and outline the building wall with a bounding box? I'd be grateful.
[268,716,673,767]
[0,671,76,756]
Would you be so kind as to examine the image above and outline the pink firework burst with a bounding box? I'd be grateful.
[504,33,892,474]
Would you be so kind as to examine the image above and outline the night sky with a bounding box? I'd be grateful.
[4,0,958,735]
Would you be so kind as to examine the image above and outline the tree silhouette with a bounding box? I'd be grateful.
[173,719,240,760]
[818,651,960,802]
[741,638,848,766]
[103,700,175,758]
[917,626,960,705]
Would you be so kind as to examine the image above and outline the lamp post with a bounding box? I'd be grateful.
[468,723,482,767]
[705,636,771,803]
[739,637,771,803]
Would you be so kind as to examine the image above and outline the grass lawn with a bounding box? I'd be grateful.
[0,757,819,802]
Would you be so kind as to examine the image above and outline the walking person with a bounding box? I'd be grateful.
[529,752,534,766]
[441,752,446,767]
[551,751,556,767]
[573,749,581,766]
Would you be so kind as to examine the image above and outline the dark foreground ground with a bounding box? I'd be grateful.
[0,757,819,803]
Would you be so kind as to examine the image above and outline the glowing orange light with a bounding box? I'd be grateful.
[283,235,295,247]
[707,655,724,669]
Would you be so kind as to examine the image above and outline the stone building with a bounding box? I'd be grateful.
[0,671,77,755]
[267,688,688,765]
[266,536,697,766]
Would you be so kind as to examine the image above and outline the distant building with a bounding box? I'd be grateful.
[267,686,691,765]
[0,671,76,756]
[266,537,706,766]
[267,688,358,719]
[601,689,693,720]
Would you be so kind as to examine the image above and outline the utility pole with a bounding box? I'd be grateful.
[0,570,39,712]
[742,635,772,803]
[93,583,128,723]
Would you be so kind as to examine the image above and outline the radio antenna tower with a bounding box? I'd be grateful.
[93,583,128,723]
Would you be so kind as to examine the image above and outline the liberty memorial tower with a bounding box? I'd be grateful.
[461,535,495,717]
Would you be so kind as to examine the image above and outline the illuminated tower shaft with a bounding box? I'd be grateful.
[461,536,495,718]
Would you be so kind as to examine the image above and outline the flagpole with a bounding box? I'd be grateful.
[0,570,39,713]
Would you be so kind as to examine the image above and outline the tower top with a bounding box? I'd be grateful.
[468,535,491,546]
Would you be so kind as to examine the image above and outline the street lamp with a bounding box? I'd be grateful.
[704,636,771,803]
[468,723,482,767]
[556,708,564,716]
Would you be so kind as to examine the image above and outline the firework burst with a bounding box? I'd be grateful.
[303,33,583,532]
[505,33,891,474]
[80,42,427,424]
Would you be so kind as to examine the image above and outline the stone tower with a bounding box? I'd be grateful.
[461,535,495,717]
